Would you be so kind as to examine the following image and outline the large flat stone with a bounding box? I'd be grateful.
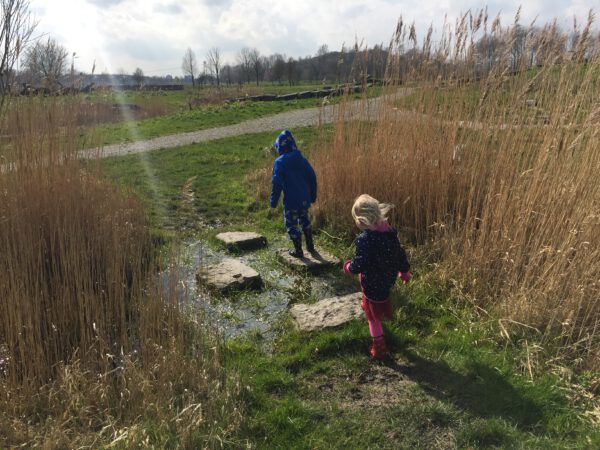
[216,231,267,251]
[290,292,363,331]
[277,247,339,271]
[197,258,262,292]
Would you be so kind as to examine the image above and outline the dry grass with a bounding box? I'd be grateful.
[312,10,600,369]
[0,97,243,447]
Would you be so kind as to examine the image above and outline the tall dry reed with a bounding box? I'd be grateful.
[0,96,243,447]
[312,10,600,369]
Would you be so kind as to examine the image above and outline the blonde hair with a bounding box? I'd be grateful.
[351,194,393,229]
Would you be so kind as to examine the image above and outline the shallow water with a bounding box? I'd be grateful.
[164,237,358,343]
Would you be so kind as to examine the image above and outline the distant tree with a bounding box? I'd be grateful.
[271,54,286,84]
[510,24,528,71]
[475,34,505,72]
[248,47,261,85]
[132,67,144,87]
[286,57,298,86]
[23,37,68,91]
[0,0,37,108]
[237,47,252,83]
[222,64,233,85]
[316,43,329,81]
[117,67,127,84]
[181,47,198,87]
[206,46,221,87]
[260,55,271,82]
[369,44,387,80]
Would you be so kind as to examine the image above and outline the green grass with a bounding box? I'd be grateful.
[226,278,599,449]
[98,129,318,230]
[99,130,599,449]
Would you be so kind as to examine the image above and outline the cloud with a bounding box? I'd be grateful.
[85,0,125,7]
[106,35,180,63]
[154,3,184,15]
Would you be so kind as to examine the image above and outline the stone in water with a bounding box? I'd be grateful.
[197,258,262,292]
[216,232,267,251]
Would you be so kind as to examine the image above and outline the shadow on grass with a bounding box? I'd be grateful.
[387,350,546,433]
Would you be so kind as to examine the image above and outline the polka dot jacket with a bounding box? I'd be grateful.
[347,226,410,301]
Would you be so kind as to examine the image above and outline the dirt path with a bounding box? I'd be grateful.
[79,95,392,159]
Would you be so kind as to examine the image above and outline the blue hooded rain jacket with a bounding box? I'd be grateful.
[269,130,317,211]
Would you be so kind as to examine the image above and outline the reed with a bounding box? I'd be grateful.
[312,10,600,369]
[0,96,242,447]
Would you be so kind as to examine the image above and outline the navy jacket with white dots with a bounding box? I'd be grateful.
[347,227,410,301]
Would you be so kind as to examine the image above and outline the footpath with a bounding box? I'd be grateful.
[79,93,400,159]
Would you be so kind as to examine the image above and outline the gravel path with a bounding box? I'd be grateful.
[79,95,388,159]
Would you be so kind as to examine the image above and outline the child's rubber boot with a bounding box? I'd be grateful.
[304,228,315,253]
[288,236,304,258]
[369,336,388,360]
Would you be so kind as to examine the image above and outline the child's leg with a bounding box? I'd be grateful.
[298,209,315,252]
[367,316,383,338]
[284,209,304,257]
[298,209,311,232]
[361,295,383,338]
[283,209,302,240]
[362,295,389,359]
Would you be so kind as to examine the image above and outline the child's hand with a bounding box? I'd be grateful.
[398,271,412,284]
[342,260,352,274]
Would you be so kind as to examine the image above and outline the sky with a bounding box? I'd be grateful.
[28,0,598,77]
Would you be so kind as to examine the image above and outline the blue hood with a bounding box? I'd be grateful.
[274,129,298,155]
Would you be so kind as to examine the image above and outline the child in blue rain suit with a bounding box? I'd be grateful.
[269,130,317,258]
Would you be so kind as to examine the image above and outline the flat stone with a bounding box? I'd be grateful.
[216,231,267,251]
[290,292,363,331]
[277,247,339,271]
[197,258,262,292]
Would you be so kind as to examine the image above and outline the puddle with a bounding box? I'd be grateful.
[162,237,358,344]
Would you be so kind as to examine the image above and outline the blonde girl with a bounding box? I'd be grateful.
[343,194,411,359]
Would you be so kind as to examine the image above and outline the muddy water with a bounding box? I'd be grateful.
[169,238,358,343]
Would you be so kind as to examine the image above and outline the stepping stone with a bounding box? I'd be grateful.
[216,231,267,251]
[290,292,363,331]
[197,258,262,292]
[277,247,339,271]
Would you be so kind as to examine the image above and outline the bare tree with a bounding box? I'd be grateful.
[132,67,144,87]
[286,56,298,86]
[315,43,329,81]
[181,47,198,87]
[222,63,233,86]
[206,46,221,87]
[237,47,251,84]
[22,37,68,91]
[271,54,286,84]
[510,24,527,71]
[1,0,37,108]
[248,47,261,85]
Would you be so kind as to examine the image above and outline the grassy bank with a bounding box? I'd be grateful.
[98,129,600,448]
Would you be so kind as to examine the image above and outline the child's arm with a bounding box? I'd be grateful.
[397,246,410,274]
[397,244,411,283]
[347,235,369,274]
[304,159,317,204]
[269,159,284,208]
